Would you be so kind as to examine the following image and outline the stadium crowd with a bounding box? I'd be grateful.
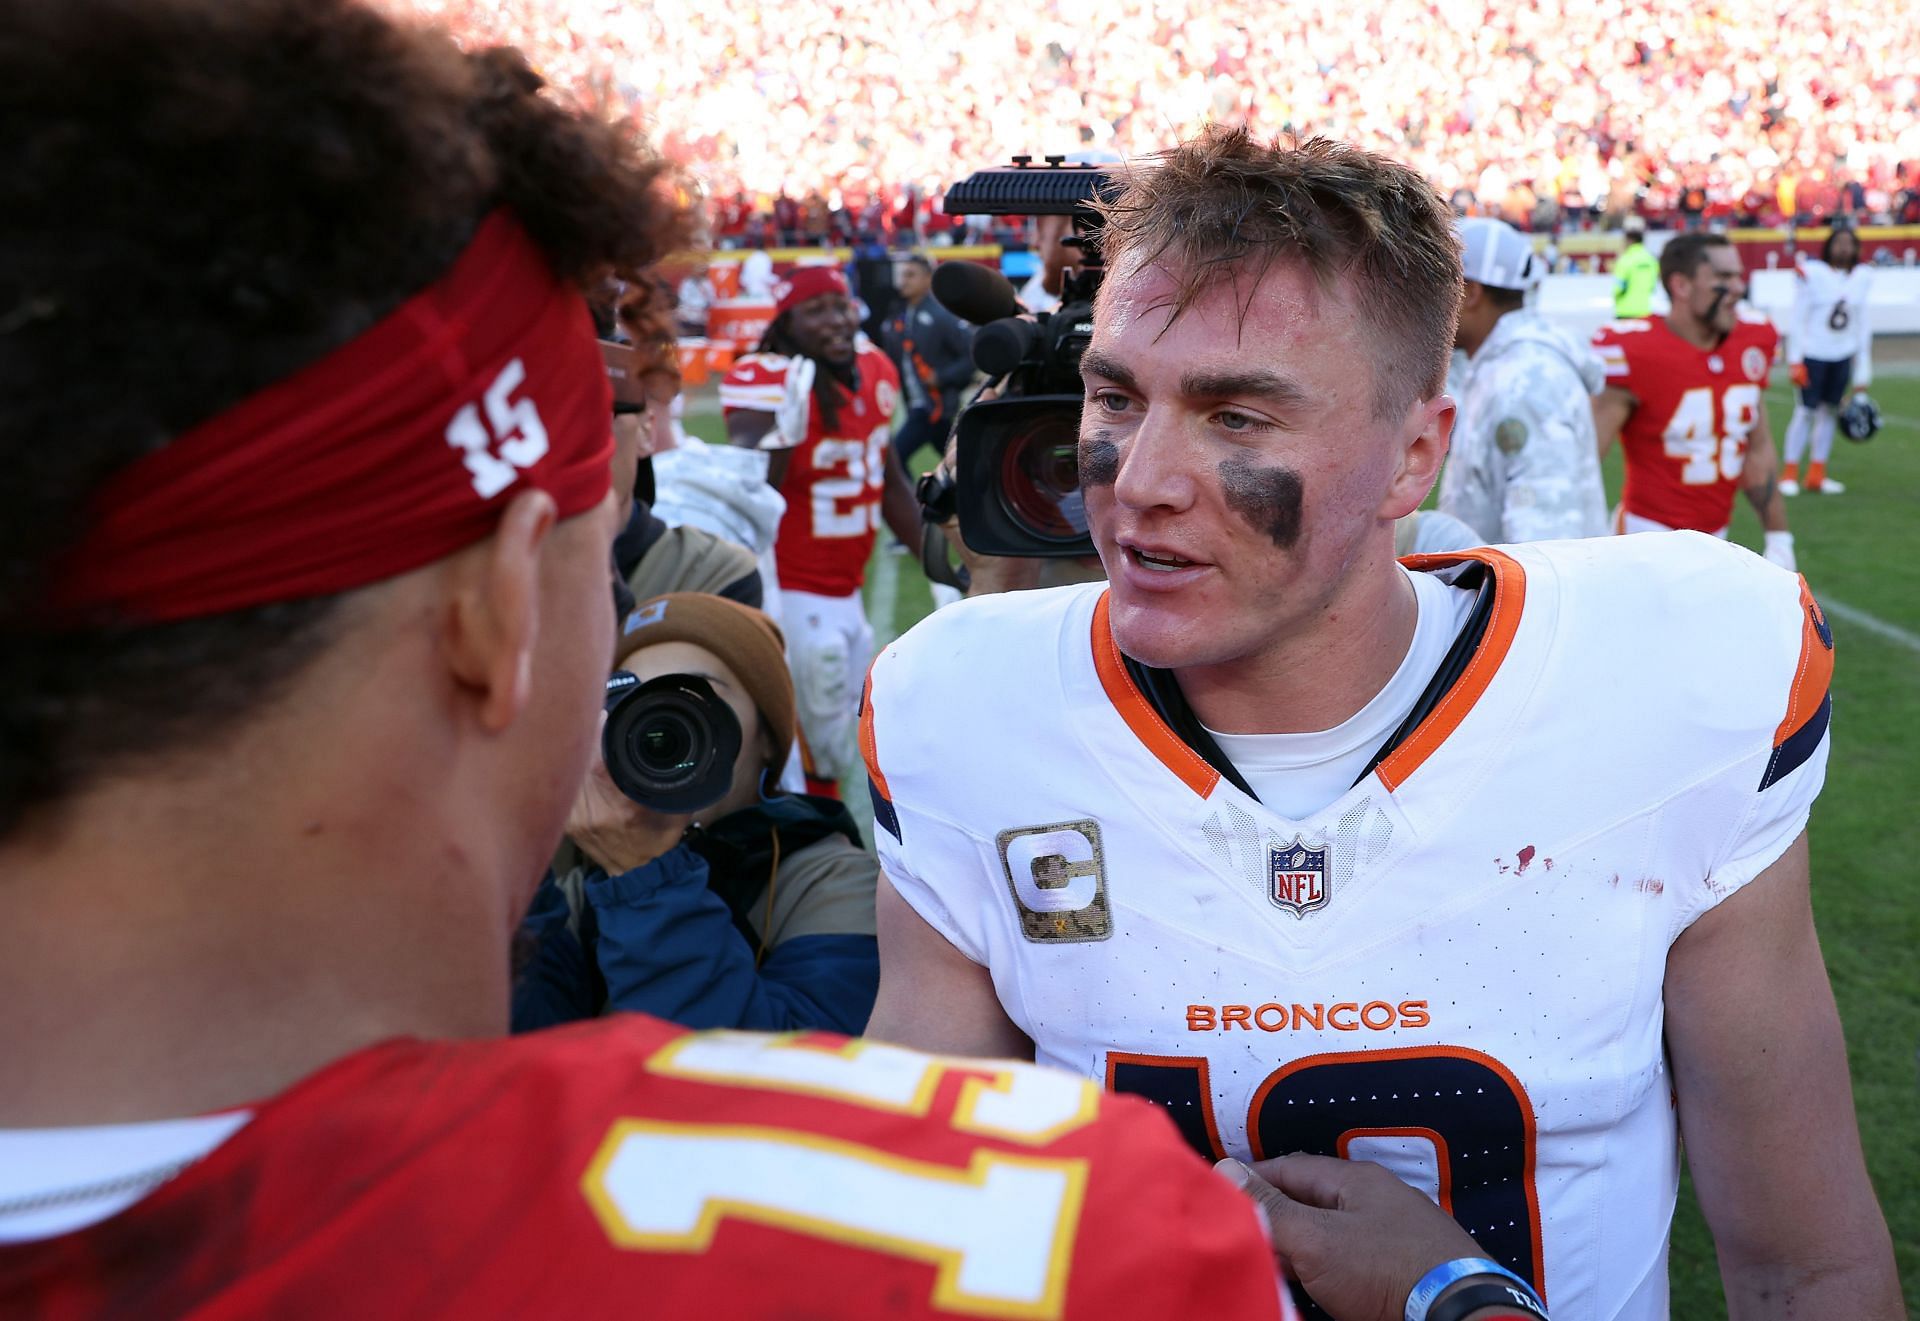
[397,0,1920,235]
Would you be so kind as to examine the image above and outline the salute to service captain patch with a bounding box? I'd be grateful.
[998,820,1113,942]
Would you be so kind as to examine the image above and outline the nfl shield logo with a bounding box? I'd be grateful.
[1268,837,1330,918]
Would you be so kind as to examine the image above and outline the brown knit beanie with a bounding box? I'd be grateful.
[614,593,795,774]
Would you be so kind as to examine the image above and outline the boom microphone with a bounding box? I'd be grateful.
[932,261,1024,326]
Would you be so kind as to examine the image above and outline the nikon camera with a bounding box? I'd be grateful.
[601,671,742,813]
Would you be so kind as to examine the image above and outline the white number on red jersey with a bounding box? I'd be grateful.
[809,424,891,538]
[1662,383,1761,485]
[582,1034,1101,1319]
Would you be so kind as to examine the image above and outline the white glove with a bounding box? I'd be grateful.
[768,355,816,450]
[1763,530,1797,572]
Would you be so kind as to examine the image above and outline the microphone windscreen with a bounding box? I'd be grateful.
[933,261,1024,325]
[971,318,1041,377]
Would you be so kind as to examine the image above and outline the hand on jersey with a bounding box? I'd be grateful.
[1218,1154,1485,1321]
[566,719,694,876]
[770,354,817,449]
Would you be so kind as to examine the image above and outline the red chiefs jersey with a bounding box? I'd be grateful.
[721,343,899,597]
[0,1017,1292,1321]
[1591,314,1779,532]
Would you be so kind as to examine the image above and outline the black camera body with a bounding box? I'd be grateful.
[602,671,742,814]
[939,158,1118,558]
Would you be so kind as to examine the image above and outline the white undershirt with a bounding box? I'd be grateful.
[0,1111,251,1243]
[1203,569,1479,819]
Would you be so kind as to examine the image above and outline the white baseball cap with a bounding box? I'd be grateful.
[1456,217,1542,291]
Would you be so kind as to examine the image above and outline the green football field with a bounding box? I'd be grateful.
[683,365,1920,1315]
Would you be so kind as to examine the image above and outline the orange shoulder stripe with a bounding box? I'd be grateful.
[857,666,890,799]
[1775,578,1835,750]
[1089,592,1221,799]
[1374,548,1529,792]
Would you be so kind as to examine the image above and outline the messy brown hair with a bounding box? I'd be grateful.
[0,0,693,834]
[1096,126,1462,417]
[614,278,686,404]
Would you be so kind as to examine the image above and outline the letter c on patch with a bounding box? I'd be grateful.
[1004,826,1100,913]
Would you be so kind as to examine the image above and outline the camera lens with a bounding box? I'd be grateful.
[997,414,1089,543]
[601,672,744,813]
[635,711,696,776]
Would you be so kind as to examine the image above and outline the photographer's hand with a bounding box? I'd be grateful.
[567,734,694,876]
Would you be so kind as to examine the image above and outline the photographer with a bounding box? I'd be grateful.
[513,593,878,1034]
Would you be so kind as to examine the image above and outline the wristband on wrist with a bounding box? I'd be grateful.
[1405,1258,1547,1321]
[1426,1283,1551,1321]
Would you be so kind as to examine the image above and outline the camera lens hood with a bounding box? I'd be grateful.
[601,671,744,814]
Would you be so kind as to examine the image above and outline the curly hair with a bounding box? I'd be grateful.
[0,0,693,834]
[1095,126,1462,417]
[615,277,687,404]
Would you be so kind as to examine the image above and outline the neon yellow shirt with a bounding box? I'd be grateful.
[1613,242,1659,318]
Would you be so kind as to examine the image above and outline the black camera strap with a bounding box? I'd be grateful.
[1118,562,1497,805]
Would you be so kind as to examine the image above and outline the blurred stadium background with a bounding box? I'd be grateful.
[384,1,1918,1311]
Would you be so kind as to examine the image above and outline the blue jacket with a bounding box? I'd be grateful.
[512,795,879,1035]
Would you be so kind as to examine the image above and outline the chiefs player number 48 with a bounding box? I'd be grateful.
[1662,383,1762,485]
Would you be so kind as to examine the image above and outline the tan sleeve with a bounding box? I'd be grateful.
[751,835,880,946]
[548,842,591,945]
[625,524,760,603]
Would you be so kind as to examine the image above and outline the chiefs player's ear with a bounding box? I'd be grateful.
[442,488,557,734]
[1379,393,1453,521]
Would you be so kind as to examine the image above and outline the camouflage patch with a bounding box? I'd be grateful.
[1494,417,1529,454]
[998,820,1112,943]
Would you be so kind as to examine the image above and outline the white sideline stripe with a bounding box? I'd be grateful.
[1819,597,1920,656]
[1763,382,1920,431]
[868,533,903,650]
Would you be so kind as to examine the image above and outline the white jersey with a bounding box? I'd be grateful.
[863,533,1832,1321]
[1789,258,1873,381]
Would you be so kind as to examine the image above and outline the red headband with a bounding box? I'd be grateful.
[774,265,851,318]
[47,211,613,625]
